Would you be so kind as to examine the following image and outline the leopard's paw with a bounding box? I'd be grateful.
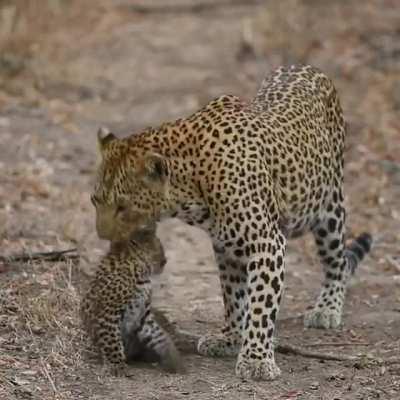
[197,333,240,358]
[235,355,281,381]
[304,307,342,329]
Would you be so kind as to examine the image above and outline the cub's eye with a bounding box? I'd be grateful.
[116,204,126,214]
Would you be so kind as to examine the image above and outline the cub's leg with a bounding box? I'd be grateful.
[137,311,185,373]
[197,249,244,358]
[305,192,372,329]
[95,313,127,376]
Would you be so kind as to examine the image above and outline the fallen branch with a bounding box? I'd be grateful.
[126,0,264,15]
[169,327,400,366]
[0,248,79,263]
[173,329,359,361]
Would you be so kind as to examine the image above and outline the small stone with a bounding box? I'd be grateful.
[309,381,319,390]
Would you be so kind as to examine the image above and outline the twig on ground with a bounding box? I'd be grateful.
[40,358,58,394]
[275,343,358,362]
[0,248,79,264]
[305,341,370,347]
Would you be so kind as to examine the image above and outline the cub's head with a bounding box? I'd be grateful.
[132,224,167,274]
[110,221,167,275]
[92,127,170,242]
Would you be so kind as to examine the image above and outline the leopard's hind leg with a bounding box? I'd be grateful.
[304,189,372,329]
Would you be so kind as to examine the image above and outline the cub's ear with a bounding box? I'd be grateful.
[137,153,168,188]
[97,127,116,153]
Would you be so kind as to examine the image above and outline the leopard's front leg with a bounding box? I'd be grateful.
[197,248,245,357]
[198,229,286,381]
[197,171,286,380]
[235,230,286,381]
[206,221,285,381]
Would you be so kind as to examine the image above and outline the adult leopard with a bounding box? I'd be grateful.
[91,65,372,380]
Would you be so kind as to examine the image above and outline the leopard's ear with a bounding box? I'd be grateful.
[97,127,116,154]
[136,153,168,188]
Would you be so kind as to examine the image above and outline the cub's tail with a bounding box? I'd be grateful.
[346,232,373,275]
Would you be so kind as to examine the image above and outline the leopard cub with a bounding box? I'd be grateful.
[80,224,183,374]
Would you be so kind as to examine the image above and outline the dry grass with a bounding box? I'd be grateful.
[0,259,87,400]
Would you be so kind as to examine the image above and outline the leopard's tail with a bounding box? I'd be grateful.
[345,232,373,275]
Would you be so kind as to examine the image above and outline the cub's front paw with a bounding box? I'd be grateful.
[235,354,281,381]
[304,307,342,329]
[106,362,128,377]
[197,333,240,358]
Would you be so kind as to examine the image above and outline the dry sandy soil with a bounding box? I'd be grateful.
[0,1,399,399]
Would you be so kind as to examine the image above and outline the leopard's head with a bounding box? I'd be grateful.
[92,128,170,242]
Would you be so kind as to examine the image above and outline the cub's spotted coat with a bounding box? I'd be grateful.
[91,65,372,380]
[80,229,183,374]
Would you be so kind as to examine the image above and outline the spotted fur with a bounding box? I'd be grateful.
[80,227,183,374]
[92,65,372,380]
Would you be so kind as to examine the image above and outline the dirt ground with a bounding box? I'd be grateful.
[0,1,399,399]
